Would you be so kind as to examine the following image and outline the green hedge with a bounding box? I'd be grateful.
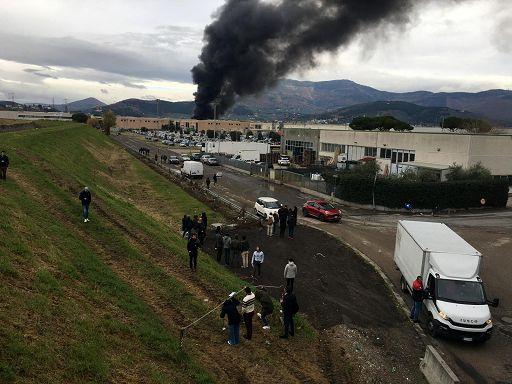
[334,175,509,209]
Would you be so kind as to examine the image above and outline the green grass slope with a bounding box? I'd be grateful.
[0,122,327,384]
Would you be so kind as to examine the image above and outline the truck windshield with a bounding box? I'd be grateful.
[265,201,280,209]
[436,279,486,305]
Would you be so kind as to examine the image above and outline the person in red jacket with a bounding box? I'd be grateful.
[410,275,424,323]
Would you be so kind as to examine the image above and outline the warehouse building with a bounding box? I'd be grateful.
[281,125,512,180]
[0,110,72,121]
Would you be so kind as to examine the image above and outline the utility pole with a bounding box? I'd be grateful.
[64,98,68,113]
[156,99,160,117]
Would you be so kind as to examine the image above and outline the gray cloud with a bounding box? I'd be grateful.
[23,67,59,79]
[0,29,198,83]
[100,88,109,94]
[493,16,512,53]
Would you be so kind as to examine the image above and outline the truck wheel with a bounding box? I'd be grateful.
[427,316,439,338]
[400,276,408,293]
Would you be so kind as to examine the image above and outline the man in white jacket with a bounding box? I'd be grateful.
[284,258,297,290]
[241,286,256,340]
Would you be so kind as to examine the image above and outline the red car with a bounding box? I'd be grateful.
[302,200,342,222]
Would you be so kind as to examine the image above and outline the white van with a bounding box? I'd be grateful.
[394,220,499,342]
[181,161,204,179]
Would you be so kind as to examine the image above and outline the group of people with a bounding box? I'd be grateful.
[0,150,9,181]
[214,228,266,277]
[205,174,218,189]
[266,205,298,239]
[138,147,150,156]
[220,285,299,345]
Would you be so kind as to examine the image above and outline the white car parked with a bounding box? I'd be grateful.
[254,197,281,218]
[277,156,291,166]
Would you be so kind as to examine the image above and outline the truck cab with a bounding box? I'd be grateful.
[394,220,499,342]
[423,271,494,341]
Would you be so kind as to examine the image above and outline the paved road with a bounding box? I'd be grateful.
[116,133,512,383]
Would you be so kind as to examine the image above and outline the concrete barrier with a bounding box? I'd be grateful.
[420,345,460,384]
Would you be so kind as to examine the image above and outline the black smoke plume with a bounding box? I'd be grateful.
[192,0,419,119]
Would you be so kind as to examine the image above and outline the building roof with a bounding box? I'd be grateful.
[401,161,450,170]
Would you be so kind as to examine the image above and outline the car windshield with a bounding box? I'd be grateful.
[436,279,486,305]
[265,201,280,209]
[319,203,335,210]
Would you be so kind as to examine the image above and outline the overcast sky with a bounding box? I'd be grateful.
[0,0,511,104]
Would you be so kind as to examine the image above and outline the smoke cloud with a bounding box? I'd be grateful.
[192,0,424,119]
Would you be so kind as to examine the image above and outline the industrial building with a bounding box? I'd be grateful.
[115,116,276,133]
[0,110,73,121]
[281,125,512,179]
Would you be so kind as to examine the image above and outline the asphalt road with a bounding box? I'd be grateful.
[115,133,512,384]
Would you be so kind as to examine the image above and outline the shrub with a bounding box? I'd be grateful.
[333,174,509,209]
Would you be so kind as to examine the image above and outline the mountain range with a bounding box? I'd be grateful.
[6,79,512,126]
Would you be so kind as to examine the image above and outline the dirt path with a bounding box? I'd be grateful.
[202,223,426,383]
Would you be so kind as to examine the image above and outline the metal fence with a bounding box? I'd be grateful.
[274,170,333,195]
[216,156,269,177]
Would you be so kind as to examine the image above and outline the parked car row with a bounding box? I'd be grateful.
[254,196,342,223]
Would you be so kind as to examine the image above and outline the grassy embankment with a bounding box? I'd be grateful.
[0,122,323,384]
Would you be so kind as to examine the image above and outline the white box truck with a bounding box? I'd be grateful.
[394,220,499,342]
[181,161,204,179]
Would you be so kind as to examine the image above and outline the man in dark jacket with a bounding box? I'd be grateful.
[214,227,223,262]
[410,275,424,323]
[255,287,274,329]
[220,292,241,345]
[280,286,299,338]
[0,151,9,181]
[182,215,189,237]
[187,233,200,272]
[78,187,92,223]
[278,205,288,238]
[287,208,297,239]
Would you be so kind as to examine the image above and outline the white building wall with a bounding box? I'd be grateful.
[468,135,512,175]
[205,141,271,155]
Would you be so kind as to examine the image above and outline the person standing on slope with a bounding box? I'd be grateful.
[79,186,92,223]
[187,233,200,272]
[0,150,9,181]
[280,286,299,339]
[241,287,256,340]
[220,292,241,346]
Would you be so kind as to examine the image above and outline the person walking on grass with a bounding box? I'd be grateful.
[287,208,297,239]
[251,246,264,278]
[213,173,218,186]
[182,215,189,237]
[0,150,9,181]
[214,227,223,263]
[280,286,299,339]
[78,186,92,223]
[410,275,424,323]
[241,287,256,340]
[266,214,274,237]
[255,287,274,330]
[206,177,211,189]
[240,235,250,269]
[201,212,208,230]
[187,233,200,272]
[222,233,232,266]
[230,234,241,267]
[220,292,241,346]
[284,258,297,290]
[197,218,206,246]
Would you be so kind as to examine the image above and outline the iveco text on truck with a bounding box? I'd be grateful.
[394,220,499,342]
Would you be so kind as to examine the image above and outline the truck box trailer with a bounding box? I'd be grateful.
[181,161,204,179]
[394,220,499,341]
